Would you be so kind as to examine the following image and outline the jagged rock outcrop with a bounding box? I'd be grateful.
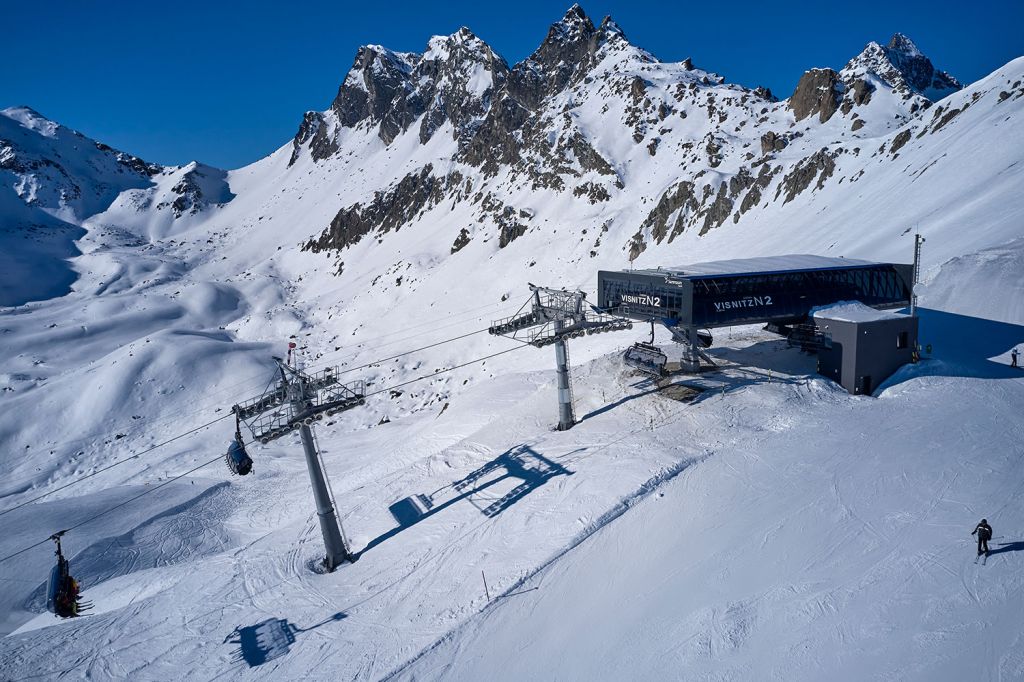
[289,112,339,165]
[760,130,788,154]
[304,165,466,253]
[450,228,471,254]
[790,68,843,123]
[292,12,967,265]
[776,148,840,204]
[460,7,629,176]
[157,163,235,217]
[290,29,509,160]
[846,34,961,102]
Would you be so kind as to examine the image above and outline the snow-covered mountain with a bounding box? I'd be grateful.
[0,107,238,305]
[1,5,1023,680]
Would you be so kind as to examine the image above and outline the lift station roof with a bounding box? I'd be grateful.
[630,255,878,279]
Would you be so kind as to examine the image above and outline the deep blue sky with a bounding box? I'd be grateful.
[3,1,1020,169]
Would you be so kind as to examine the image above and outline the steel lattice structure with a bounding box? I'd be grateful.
[231,356,364,570]
[489,285,632,430]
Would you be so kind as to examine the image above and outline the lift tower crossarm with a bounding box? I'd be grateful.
[488,285,632,430]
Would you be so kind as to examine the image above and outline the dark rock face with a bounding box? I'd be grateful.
[450,227,471,254]
[573,182,611,203]
[700,183,733,235]
[889,129,913,154]
[291,29,508,161]
[790,68,843,123]
[332,46,417,135]
[498,220,528,248]
[415,28,511,146]
[461,6,629,177]
[640,180,699,245]
[850,79,874,105]
[305,165,458,252]
[289,112,339,166]
[760,131,788,155]
[776,148,839,204]
[882,33,960,97]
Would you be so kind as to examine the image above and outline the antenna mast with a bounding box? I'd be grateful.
[911,231,925,317]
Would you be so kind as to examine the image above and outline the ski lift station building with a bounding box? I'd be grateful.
[597,255,918,393]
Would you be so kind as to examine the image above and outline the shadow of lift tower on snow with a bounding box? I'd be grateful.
[358,445,573,558]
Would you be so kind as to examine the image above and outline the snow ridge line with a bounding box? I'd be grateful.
[381,449,713,680]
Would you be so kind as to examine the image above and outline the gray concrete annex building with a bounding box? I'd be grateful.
[813,302,919,395]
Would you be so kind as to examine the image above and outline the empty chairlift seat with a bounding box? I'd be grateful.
[623,342,668,376]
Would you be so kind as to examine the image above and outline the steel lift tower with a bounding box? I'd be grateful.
[489,286,632,430]
[233,351,365,571]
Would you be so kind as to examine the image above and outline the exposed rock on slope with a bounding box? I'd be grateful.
[290,9,969,264]
[288,27,509,159]
[790,69,843,123]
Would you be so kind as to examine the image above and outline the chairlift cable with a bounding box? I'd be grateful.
[0,414,234,519]
[0,342,533,563]
[23,299,527,460]
[0,322,517,516]
[0,449,234,565]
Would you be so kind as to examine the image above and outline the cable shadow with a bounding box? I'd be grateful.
[357,445,573,558]
[224,612,347,668]
[578,385,663,422]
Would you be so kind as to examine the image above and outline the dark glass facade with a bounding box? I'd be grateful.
[598,263,913,329]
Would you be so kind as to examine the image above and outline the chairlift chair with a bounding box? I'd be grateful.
[226,416,253,476]
[46,531,87,618]
[623,321,668,376]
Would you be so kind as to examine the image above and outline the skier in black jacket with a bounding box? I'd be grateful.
[972,519,993,556]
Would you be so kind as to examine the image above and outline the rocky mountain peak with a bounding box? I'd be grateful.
[788,33,962,128]
[552,4,592,36]
[843,34,961,102]
[598,15,625,39]
[327,44,420,134]
[412,28,510,145]
[527,4,598,79]
[886,32,922,57]
[510,5,634,109]
[291,27,509,160]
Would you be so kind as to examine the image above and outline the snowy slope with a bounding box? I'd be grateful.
[1,5,1023,680]
[400,360,1024,682]
[0,106,162,305]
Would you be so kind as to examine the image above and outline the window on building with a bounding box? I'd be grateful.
[897,331,908,349]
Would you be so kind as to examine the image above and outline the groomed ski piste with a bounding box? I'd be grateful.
[2,14,1024,681]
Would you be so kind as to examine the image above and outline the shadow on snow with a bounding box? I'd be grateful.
[988,541,1024,557]
[225,612,347,667]
[357,445,572,558]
